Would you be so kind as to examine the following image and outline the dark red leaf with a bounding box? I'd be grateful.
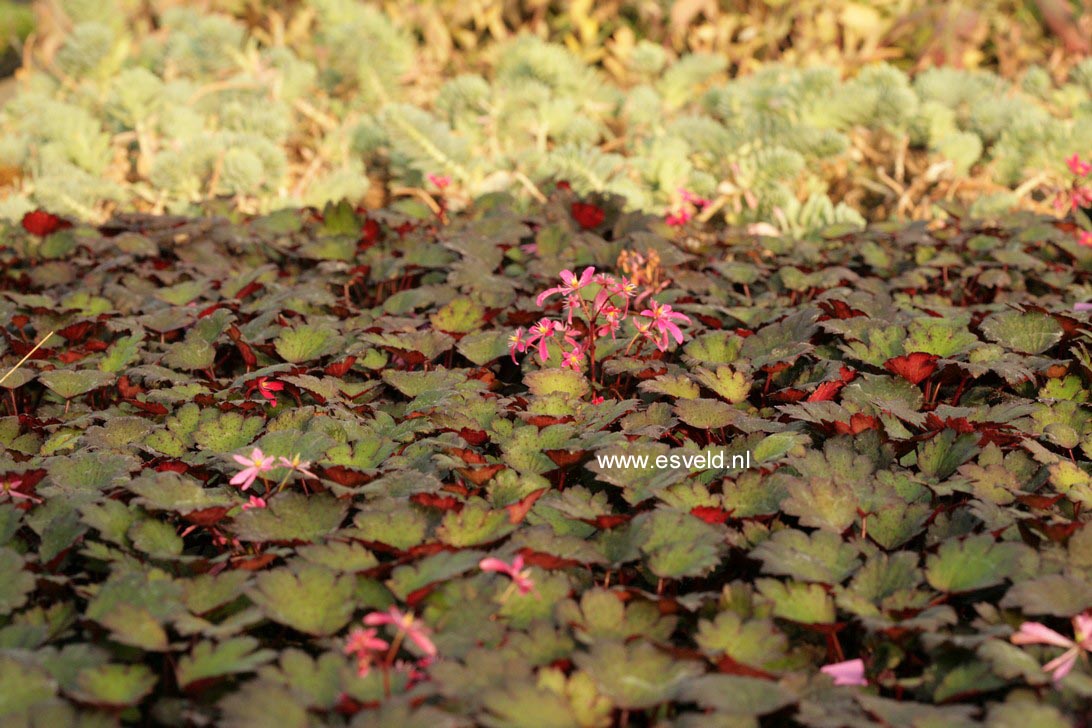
[505,488,546,524]
[806,380,844,402]
[883,352,939,385]
[832,413,880,435]
[690,506,731,524]
[409,493,462,512]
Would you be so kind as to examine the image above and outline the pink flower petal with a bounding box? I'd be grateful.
[1012,622,1075,649]
[820,658,868,686]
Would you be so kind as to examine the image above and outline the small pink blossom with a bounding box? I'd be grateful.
[344,626,389,677]
[1067,154,1092,177]
[1012,611,1092,682]
[278,454,318,480]
[560,345,585,371]
[480,555,535,595]
[821,658,868,686]
[364,607,437,657]
[241,495,267,511]
[0,479,41,505]
[536,267,596,306]
[591,395,604,405]
[679,188,711,207]
[508,327,528,363]
[1074,302,1092,312]
[637,301,691,351]
[665,209,692,227]
[525,318,557,363]
[427,173,452,189]
[230,448,276,491]
[1079,230,1092,247]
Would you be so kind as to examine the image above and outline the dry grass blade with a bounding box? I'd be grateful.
[0,330,54,386]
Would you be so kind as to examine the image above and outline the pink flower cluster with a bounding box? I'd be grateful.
[1058,154,1092,247]
[230,447,318,491]
[666,188,712,227]
[1012,610,1092,682]
[509,266,691,373]
[344,606,436,679]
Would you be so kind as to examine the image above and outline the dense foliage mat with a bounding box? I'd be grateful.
[2,192,1092,726]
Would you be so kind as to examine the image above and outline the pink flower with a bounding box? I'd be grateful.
[821,658,868,686]
[679,188,711,207]
[536,267,596,306]
[665,209,691,227]
[1012,611,1092,682]
[230,448,276,491]
[480,555,535,595]
[563,292,584,324]
[1074,303,1092,312]
[241,495,267,511]
[278,454,318,479]
[1079,230,1092,247]
[1067,154,1092,177]
[591,395,604,405]
[560,345,585,371]
[344,626,389,677]
[253,377,283,406]
[364,607,437,657]
[0,479,41,505]
[427,173,452,189]
[525,318,557,362]
[508,327,528,363]
[637,301,691,351]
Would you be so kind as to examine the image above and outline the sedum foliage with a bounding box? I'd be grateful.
[0,0,1090,236]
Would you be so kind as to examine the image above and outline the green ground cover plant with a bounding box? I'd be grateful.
[2,184,1092,725]
[1,0,1091,234]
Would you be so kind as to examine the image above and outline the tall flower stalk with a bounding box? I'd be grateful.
[511,266,690,388]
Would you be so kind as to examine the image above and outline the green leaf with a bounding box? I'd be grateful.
[430,297,485,333]
[128,471,234,514]
[274,325,344,364]
[387,549,483,600]
[0,548,34,616]
[218,678,309,728]
[979,311,1063,354]
[925,534,1035,593]
[193,412,264,452]
[97,603,169,651]
[436,499,517,547]
[297,541,379,572]
[781,478,857,532]
[695,612,788,668]
[573,641,703,710]
[128,519,184,558]
[917,429,980,481]
[674,398,736,429]
[1000,574,1092,616]
[98,334,144,373]
[37,369,115,398]
[71,664,157,707]
[176,637,277,688]
[679,675,796,716]
[162,338,216,371]
[756,578,836,624]
[524,369,590,398]
[752,529,861,584]
[693,366,751,403]
[247,563,355,636]
[0,654,56,715]
[634,509,725,578]
[230,492,348,543]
